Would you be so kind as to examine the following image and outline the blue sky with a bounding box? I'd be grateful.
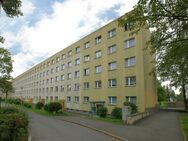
[0,0,138,77]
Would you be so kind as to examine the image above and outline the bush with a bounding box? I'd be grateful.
[35,102,44,109]
[124,102,138,114]
[111,107,122,119]
[44,102,62,113]
[97,107,108,117]
[23,102,32,108]
[6,98,22,105]
[0,107,28,141]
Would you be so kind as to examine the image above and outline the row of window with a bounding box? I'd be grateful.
[30,77,136,94]
[67,95,137,105]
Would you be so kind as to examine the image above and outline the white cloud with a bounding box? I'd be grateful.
[8,0,138,77]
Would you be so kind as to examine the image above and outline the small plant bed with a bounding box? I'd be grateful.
[86,115,123,124]
[179,114,188,141]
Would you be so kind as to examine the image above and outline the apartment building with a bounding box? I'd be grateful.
[13,15,157,113]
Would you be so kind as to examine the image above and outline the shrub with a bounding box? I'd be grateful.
[35,102,44,109]
[44,102,62,113]
[124,102,138,114]
[97,107,108,117]
[23,102,32,108]
[111,107,122,119]
[0,107,28,141]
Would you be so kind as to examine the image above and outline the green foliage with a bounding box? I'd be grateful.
[6,98,22,105]
[118,0,188,110]
[124,102,138,114]
[157,80,167,102]
[97,107,108,118]
[35,102,44,109]
[0,107,28,141]
[111,107,122,119]
[0,76,14,99]
[0,0,23,17]
[23,102,32,108]
[44,102,62,113]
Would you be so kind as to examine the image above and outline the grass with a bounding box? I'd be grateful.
[179,114,188,141]
[85,115,124,125]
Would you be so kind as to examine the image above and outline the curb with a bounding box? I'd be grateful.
[57,118,128,141]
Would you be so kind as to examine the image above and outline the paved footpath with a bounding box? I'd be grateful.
[28,112,117,141]
[55,111,184,141]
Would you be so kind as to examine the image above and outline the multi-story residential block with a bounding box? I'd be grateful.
[12,14,157,113]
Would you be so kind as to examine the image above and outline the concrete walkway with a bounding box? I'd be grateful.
[55,111,183,141]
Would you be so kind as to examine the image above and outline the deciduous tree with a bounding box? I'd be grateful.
[119,0,188,110]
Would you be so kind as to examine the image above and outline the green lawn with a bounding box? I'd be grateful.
[85,115,124,125]
[179,114,188,141]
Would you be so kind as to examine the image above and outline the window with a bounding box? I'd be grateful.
[62,54,66,60]
[55,76,59,82]
[61,75,65,81]
[125,38,135,48]
[50,78,54,83]
[108,28,116,38]
[46,87,49,93]
[75,58,80,65]
[55,96,58,101]
[125,76,136,86]
[55,86,58,92]
[75,46,80,53]
[125,57,136,67]
[46,79,49,84]
[74,83,79,91]
[95,35,102,44]
[84,68,90,76]
[95,80,102,88]
[51,59,55,64]
[95,65,102,73]
[46,70,49,75]
[108,79,117,87]
[95,50,102,58]
[84,96,89,103]
[75,71,80,78]
[50,87,53,92]
[56,66,60,72]
[67,96,71,102]
[124,22,134,31]
[67,84,71,91]
[109,96,117,105]
[47,62,50,66]
[51,68,54,74]
[75,96,79,103]
[43,72,45,77]
[68,61,72,68]
[84,41,90,49]
[61,85,64,92]
[56,57,60,62]
[84,82,89,89]
[68,50,72,57]
[108,44,116,54]
[67,73,72,79]
[108,61,117,70]
[50,96,53,101]
[126,96,137,105]
[84,55,90,62]
[61,64,65,70]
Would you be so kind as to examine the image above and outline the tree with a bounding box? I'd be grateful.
[157,80,166,102]
[0,0,22,43]
[118,0,188,110]
[0,48,13,77]
[0,76,14,99]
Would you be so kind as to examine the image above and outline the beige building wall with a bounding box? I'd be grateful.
[13,14,157,113]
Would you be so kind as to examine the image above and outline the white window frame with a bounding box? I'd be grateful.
[108,62,117,70]
[84,55,90,62]
[95,35,102,44]
[83,96,89,103]
[108,44,116,54]
[108,79,117,87]
[84,68,90,76]
[109,96,117,105]
[84,41,90,49]
[95,50,102,58]
[95,65,102,73]
[108,28,116,38]
[95,80,102,88]
[125,76,136,86]
[125,38,135,48]
[125,56,136,67]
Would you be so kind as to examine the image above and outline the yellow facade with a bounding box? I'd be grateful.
[13,15,157,113]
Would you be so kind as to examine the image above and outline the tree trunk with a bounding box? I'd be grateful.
[182,83,188,111]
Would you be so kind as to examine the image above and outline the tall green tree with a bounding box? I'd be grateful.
[157,80,166,102]
[0,0,22,43]
[119,0,188,110]
[0,76,14,99]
